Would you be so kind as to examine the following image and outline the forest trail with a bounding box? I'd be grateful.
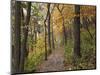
[35,47,65,72]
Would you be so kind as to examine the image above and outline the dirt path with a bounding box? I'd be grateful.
[35,47,65,72]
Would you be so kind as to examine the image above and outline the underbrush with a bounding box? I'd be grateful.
[65,27,96,70]
[24,37,45,72]
[75,27,96,70]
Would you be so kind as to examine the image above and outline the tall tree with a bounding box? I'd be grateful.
[57,5,67,45]
[73,5,81,59]
[51,22,55,49]
[20,2,31,72]
[51,5,55,49]
[47,3,52,54]
[44,15,48,60]
[12,1,21,74]
[44,3,51,60]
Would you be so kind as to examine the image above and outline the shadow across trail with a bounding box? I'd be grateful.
[35,47,65,72]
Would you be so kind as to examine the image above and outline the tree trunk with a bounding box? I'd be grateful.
[56,6,67,45]
[51,22,55,49]
[73,5,81,59]
[20,2,31,72]
[47,4,52,54]
[12,1,21,74]
[62,15,67,45]
[44,19,47,60]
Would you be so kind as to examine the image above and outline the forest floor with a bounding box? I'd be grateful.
[35,46,66,72]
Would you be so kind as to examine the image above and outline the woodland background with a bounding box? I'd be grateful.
[11,0,96,74]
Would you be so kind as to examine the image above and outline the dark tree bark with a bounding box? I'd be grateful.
[47,4,52,54]
[73,5,81,58]
[44,18,47,60]
[12,1,21,74]
[44,4,51,60]
[20,2,31,72]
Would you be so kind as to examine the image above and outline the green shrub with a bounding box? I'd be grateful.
[24,37,45,72]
